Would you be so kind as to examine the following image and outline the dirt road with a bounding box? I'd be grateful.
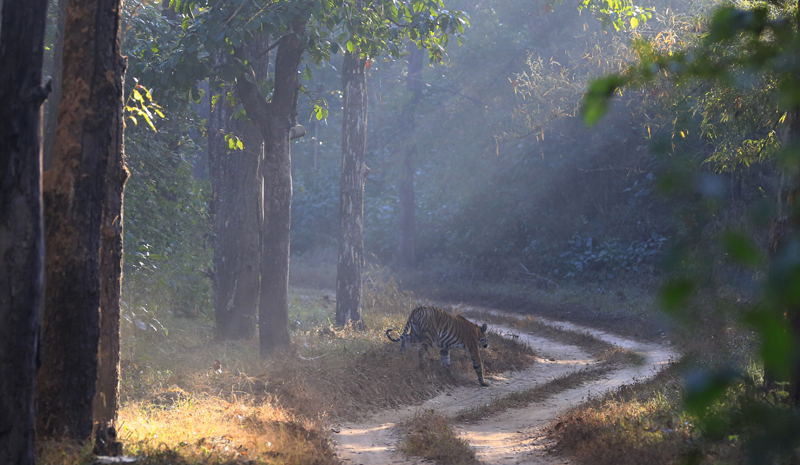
[332,311,676,464]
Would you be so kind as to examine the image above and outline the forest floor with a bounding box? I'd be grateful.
[332,308,675,465]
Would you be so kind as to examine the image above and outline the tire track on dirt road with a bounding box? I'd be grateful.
[332,311,676,465]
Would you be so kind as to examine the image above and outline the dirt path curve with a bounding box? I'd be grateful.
[332,312,677,465]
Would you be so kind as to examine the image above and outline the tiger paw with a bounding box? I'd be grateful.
[479,380,490,387]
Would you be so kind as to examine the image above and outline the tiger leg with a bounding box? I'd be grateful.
[468,349,489,387]
[419,342,431,364]
[439,348,450,367]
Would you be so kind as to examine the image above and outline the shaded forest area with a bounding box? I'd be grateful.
[4,0,800,463]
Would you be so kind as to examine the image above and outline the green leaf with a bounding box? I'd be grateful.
[743,310,793,380]
[684,367,739,415]
[722,231,762,266]
[659,278,694,313]
[581,74,628,126]
[630,17,638,29]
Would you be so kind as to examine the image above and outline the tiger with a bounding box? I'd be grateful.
[386,306,490,387]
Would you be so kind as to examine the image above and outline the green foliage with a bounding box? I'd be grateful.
[583,0,800,457]
[125,79,165,131]
[164,0,469,94]
[121,0,213,322]
[576,0,654,31]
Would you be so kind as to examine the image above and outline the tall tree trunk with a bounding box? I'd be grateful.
[208,78,261,341]
[236,26,305,355]
[42,0,67,170]
[397,45,424,268]
[37,0,125,441]
[0,0,48,460]
[336,51,368,328]
[208,36,270,342]
[92,69,128,450]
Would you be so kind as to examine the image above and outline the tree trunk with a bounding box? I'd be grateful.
[236,27,305,355]
[92,67,128,450]
[207,35,272,342]
[42,0,67,170]
[208,76,261,341]
[397,45,424,268]
[336,51,368,329]
[37,0,125,440]
[0,0,48,460]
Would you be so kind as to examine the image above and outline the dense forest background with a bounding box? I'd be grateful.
[101,0,773,325]
[7,0,800,462]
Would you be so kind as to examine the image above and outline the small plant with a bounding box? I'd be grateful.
[400,410,479,465]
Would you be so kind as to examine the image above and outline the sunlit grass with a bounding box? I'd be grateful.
[108,275,538,463]
[119,396,334,464]
[400,410,480,465]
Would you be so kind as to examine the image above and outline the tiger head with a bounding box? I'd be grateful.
[478,323,489,349]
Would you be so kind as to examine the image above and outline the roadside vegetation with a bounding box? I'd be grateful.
[32,276,535,464]
[401,410,480,465]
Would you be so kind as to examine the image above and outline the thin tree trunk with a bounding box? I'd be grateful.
[37,0,125,440]
[42,0,67,170]
[92,68,128,453]
[0,0,48,459]
[336,50,368,328]
[397,45,424,268]
[236,26,305,355]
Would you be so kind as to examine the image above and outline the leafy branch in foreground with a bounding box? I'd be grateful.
[582,1,800,460]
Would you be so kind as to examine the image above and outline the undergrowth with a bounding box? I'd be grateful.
[35,276,536,464]
[400,410,480,465]
[548,294,784,465]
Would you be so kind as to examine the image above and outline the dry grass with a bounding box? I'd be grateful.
[35,441,94,465]
[548,360,719,465]
[549,319,763,465]
[69,276,538,464]
[119,396,336,464]
[400,410,480,465]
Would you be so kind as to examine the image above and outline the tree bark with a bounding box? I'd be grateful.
[397,45,424,268]
[42,0,67,170]
[209,76,261,341]
[236,27,304,355]
[336,51,368,328]
[93,67,128,441]
[37,0,125,441]
[0,0,48,460]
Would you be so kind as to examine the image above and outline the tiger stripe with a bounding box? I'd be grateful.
[386,306,490,387]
